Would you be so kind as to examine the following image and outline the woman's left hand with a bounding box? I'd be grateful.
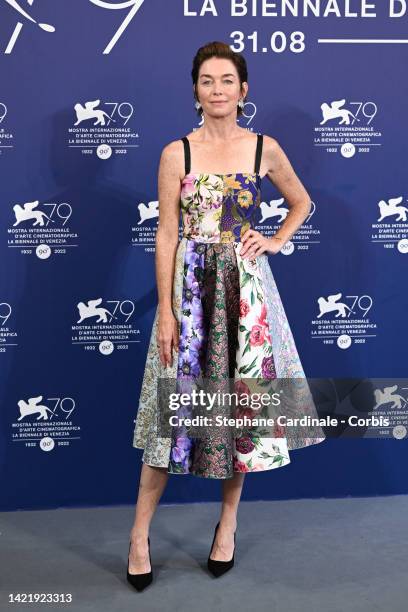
[240,229,281,258]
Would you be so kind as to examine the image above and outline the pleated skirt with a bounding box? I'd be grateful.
[133,237,325,478]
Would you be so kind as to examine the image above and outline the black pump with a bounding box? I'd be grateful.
[207,522,236,578]
[126,536,153,591]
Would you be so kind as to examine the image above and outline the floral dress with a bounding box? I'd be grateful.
[133,134,325,478]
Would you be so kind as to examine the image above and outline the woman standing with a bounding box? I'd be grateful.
[128,41,325,590]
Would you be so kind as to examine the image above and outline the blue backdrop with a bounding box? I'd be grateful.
[1,1,407,511]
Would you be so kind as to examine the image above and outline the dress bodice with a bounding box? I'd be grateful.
[179,134,264,244]
[180,171,262,243]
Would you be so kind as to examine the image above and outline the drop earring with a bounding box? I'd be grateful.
[238,98,244,109]
[195,101,202,111]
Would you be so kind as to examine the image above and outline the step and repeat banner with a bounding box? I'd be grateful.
[1,1,407,511]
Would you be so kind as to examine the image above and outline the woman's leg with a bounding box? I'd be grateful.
[128,463,169,573]
[210,472,246,561]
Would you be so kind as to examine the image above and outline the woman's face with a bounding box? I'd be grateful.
[195,57,247,118]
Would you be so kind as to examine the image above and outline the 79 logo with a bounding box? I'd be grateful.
[3,0,145,54]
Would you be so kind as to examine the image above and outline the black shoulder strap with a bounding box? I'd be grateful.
[254,133,263,174]
[181,137,191,175]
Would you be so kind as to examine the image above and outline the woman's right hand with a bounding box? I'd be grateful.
[157,310,179,368]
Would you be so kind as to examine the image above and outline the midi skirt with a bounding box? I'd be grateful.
[133,237,326,479]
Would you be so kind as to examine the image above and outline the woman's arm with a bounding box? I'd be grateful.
[155,141,182,315]
[154,141,182,367]
[263,135,312,247]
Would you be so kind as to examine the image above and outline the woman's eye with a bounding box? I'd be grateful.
[201,80,233,85]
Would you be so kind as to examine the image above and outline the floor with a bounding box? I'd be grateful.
[1,496,407,611]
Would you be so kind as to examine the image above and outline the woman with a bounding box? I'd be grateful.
[128,41,325,590]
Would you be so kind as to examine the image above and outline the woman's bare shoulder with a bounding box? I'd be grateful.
[160,138,185,159]
[262,133,281,152]
[261,134,288,169]
[158,138,185,179]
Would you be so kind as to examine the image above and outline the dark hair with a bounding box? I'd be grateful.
[191,41,248,117]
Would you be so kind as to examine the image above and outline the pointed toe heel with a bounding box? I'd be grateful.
[207,522,236,578]
[126,536,153,591]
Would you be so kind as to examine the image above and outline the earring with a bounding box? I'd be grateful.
[195,101,202,111]
[238,98,244,109]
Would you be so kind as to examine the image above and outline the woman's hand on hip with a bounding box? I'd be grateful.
[240,229,283,258]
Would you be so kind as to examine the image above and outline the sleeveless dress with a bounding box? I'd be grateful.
[133,134,325,479]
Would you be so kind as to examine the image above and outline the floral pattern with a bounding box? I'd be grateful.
[180,174,223,242]
[133,173,325,478]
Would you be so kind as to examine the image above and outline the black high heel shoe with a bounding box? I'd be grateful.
[126,536,153,591]
[207,522,236,578]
